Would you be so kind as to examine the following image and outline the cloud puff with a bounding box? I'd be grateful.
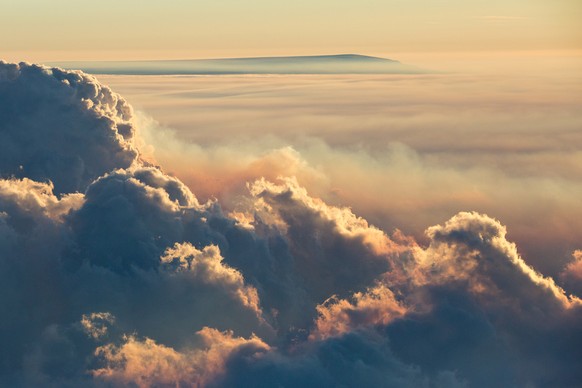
[93,324,466,388]
[0,61,139,194]
[310,284,406,340]
[418,211,580,310]
[93,327,270,388]
[81,312,116,340]
[0,178,83,223]
[0,177,80,380]
[384,212,582,386]
[161,243,261,315]
[560,250,582,296]
[1,62,581,387]
[247,177,406,303]
[66,166,196,273]
[565,250,582,278]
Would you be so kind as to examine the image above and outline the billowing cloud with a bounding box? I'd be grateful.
[0,178,83,223]
[418,211,580,309]
[310,284,406,340]
[118,72,582,279]
[561,250,582,296]
[0,61,139,194]
[0,62,581,387]
[93,327,270,388]
[247,177,405,302]
[565,250,582,278]
[81,312,116,340]
[161,243,262,315]
[384,212,582,387]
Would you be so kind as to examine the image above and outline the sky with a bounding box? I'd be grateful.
[1,0,581,62]
[1,1,582,387]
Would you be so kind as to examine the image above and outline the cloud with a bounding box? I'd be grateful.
[0,61,139,195]
[560,250,582,296]
[92,324,466,388]
[418,211,580,310]
[161,243,262,315]
[0,176,80,380]
[384,212,582,386]
[81,312,116,340]
[66,166,197,273]
[0,178,83,223]
[310,284,406,340]
[93,328,270,388]
[246,177,406,304]
[1,62,582,387]
[116,72,582,279]
[214,329,467,388]
[563,250,582,279]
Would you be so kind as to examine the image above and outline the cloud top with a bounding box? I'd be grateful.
[0,61,139,194]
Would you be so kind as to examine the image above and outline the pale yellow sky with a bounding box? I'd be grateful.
[1,0,580,63]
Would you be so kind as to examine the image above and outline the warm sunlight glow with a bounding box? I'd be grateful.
[1,1,581,386]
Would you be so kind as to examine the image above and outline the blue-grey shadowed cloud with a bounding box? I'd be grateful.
[0,61,139,195]
[0,61,581,387]
[50,54,426,75]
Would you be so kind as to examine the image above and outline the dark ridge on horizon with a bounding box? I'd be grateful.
[52,54,399,64]
[49,54,425,75]
[203,53,398,62]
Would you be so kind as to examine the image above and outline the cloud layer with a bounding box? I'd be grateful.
[108,72,582,279]
[0,61,581,387]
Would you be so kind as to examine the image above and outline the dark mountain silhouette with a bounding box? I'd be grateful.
[51,54,424,75]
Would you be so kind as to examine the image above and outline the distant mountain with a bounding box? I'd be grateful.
[50,54,424,75]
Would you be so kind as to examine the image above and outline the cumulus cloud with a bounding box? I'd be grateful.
[560,250,582,296]
[310,284,406,340]
[0,61,139,194]
[93,325,466,388]
[418,211,580,309]
[246,177,406,303]
[161,243,261,314]
[81,312,116,340]
[0,178,83,222]
[384,212,582,386]
[93,328,270,388]
[1,61,581,387]
[563,250,582,278]
[66,166,196,273]
[0,176,80,380]
[117,73,582,279]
